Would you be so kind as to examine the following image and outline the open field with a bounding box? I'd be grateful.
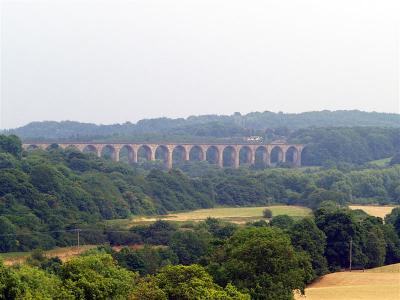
[109,205,312,227]
[349,205,397,219]
[295,263,400,300]
[368,157,392,167]
[0,245,97,266]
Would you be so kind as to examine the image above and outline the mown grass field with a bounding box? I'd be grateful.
[349,205,397,219]
[110,205,312,227]
[295,263,400,300]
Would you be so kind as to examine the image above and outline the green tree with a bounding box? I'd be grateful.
[270,215,294,230]
[262,208,273,218]
[0,135,22,157]
[170,230,211,265]
[315,208,358,270]
[209,227,313,299]
[390,152,400,165]
[0,260,21,300]
[14,264,73,299]
[289,218,328,276]
[60,254,137,300]
[153,265,250,300]
[0,217,18,252]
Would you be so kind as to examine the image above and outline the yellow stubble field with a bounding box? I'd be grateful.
[349,205,397,219]
[295,264,400,300]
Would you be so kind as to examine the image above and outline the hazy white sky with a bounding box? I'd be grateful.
[1,0,399,128]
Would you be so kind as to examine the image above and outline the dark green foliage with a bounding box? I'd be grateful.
[0,260,73,299]
[113,245,178,275]
[390,152,400,165]
[0,136,217,251]
[170,230,212,265]
[0,260,21,299]
[60,254,137,300]
[1,214,400,299]
[270,215,295,230]
[315,207,393,270]
[262,208,273,218]
[7,111,400,165]
[132,264,250,300]
[208,227,314,300]
[289,218,328,276]
[203,218,238,240]
[385,207,400,226]
[293,127,400,166]
[382,224,400,264]
[315,208,358,270]
[130,220,178,245]
[0,135,22,157]
[7,111,400,141]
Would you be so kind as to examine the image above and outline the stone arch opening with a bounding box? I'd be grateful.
[46,143,60,151]
[270,146,284,165]
[223,146,237,168]
[206,146,220,165]
[239,146,253,166]
[172,145,187,166]
[155,145,170,167]
[101,145,117,161]
[299,146,311,166]
[255,146,268,168]
[285,146,299,165]
[119,145,135,164]
[26,144,39,151]
[189,146,204,161]
[83,145,98,156]
[137,145,152,162]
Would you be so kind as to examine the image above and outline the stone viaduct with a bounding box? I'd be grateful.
[23,142,305,169]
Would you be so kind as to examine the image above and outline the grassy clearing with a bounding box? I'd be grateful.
[110,205,312,227]
[0,245,97,266]
[295,263,400,300]
[349,205,397,219]
[368,157,392,167]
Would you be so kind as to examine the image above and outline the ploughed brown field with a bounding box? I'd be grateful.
[295,264,400,300]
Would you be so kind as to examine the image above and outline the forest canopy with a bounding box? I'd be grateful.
[0,135,400,252]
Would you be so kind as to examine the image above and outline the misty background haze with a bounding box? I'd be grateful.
[1,0,399,129]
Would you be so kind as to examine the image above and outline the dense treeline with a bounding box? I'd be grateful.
[5,110,400,141]
[2,205,400,299]
[291,127,400,165]
[4,111,400,166]
[0,136,215,252]
[1,135,400,252]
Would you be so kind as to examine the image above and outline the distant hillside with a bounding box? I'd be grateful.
[4,110,400,141]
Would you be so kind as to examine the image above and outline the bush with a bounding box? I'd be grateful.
[263,208,273,219]
[390,152,400,166]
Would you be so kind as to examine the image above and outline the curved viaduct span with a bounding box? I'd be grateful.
[23,142,305,169]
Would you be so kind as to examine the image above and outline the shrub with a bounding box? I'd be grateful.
[263,208,273,219]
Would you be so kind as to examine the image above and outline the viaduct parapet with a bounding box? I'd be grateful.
[22,142,305,169]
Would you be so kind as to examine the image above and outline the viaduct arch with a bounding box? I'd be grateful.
[22,142,305,169]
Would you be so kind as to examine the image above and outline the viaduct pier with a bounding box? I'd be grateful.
[23,142,305,169]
